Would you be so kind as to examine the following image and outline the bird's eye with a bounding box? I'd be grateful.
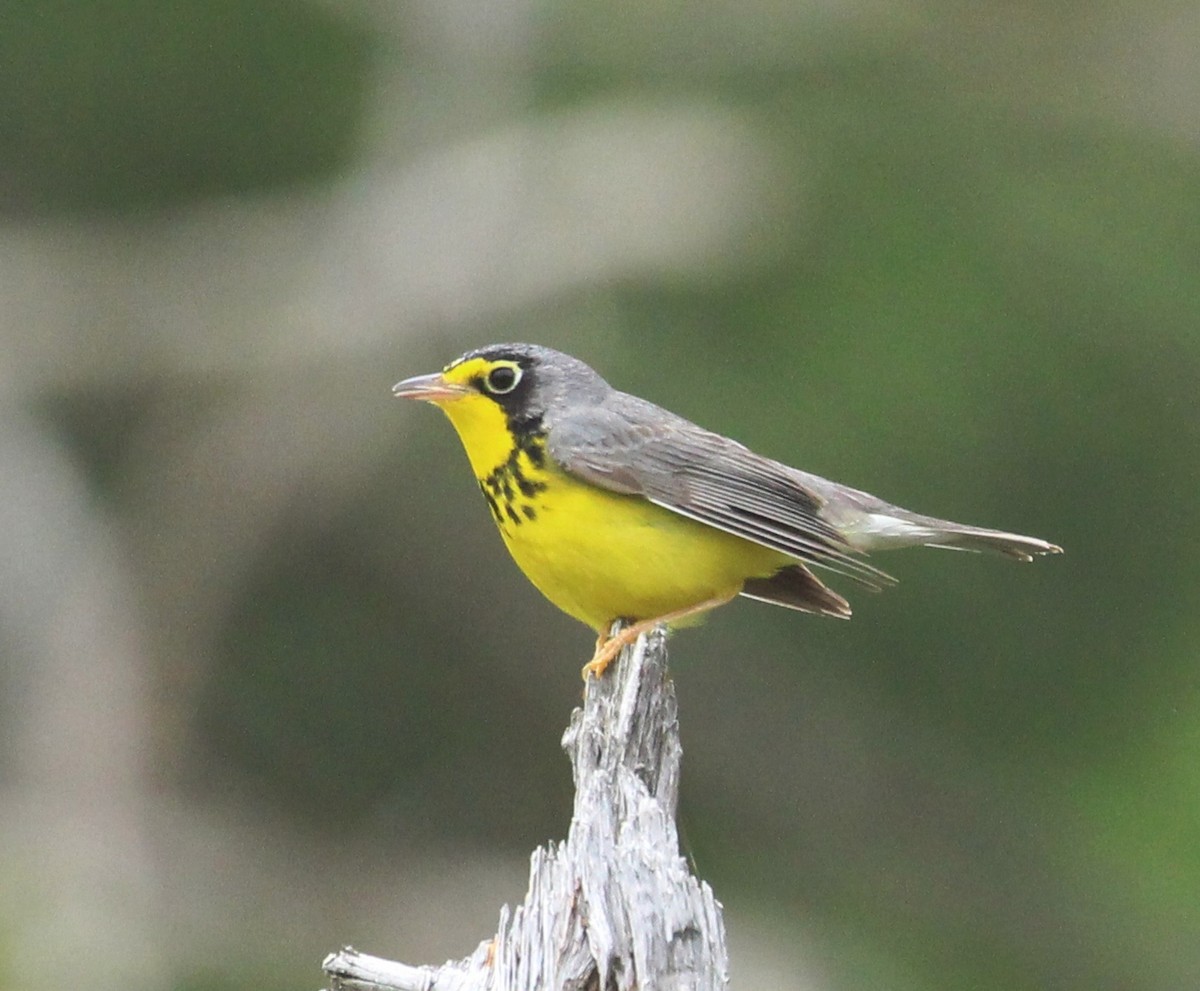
[484,364,522,395]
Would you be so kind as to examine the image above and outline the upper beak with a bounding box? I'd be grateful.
[392,371,471,402]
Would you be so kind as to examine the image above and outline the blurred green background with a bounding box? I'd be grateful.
[1,2,1198,989]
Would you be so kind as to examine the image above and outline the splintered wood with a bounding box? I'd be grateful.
[323,627,729,991]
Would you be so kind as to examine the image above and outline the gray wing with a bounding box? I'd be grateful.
[546,395,895,588]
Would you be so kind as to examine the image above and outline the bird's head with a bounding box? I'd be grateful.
[393,343,608,473]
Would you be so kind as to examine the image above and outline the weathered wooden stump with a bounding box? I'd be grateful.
[323,626,729,991]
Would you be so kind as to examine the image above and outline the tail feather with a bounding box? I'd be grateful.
[843,510,1063,562]
[920,524,1062,561]
[741,563,852,619]
[789,470,1062,563]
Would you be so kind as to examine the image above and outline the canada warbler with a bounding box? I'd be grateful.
[394,343,1061,678]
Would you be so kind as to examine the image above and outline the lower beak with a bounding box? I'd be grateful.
[392,372,471,402]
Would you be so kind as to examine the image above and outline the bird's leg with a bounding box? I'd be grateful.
[581,593,737,680]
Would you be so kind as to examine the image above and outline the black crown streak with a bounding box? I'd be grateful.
[479,413,549,531]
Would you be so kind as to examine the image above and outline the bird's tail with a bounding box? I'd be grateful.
[840,508,1063,561]
[786,469,1063,562]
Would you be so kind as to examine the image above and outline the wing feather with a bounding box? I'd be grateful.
[547,396,895,588]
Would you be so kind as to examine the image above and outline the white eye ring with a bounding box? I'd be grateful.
[484,364,522,395]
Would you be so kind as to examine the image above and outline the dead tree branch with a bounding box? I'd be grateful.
[323,627,729,991]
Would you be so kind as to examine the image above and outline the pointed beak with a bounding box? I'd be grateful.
[392,371,471,403]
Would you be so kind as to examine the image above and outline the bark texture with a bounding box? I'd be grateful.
[323,627,729,991]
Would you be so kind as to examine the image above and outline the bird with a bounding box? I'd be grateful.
[393,343,1061,679]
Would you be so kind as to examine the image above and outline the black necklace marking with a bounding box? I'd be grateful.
[478,415,549,529]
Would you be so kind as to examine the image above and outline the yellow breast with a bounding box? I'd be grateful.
[436,391,787,631]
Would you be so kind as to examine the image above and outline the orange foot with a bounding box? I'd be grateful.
[579,593,737,681]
